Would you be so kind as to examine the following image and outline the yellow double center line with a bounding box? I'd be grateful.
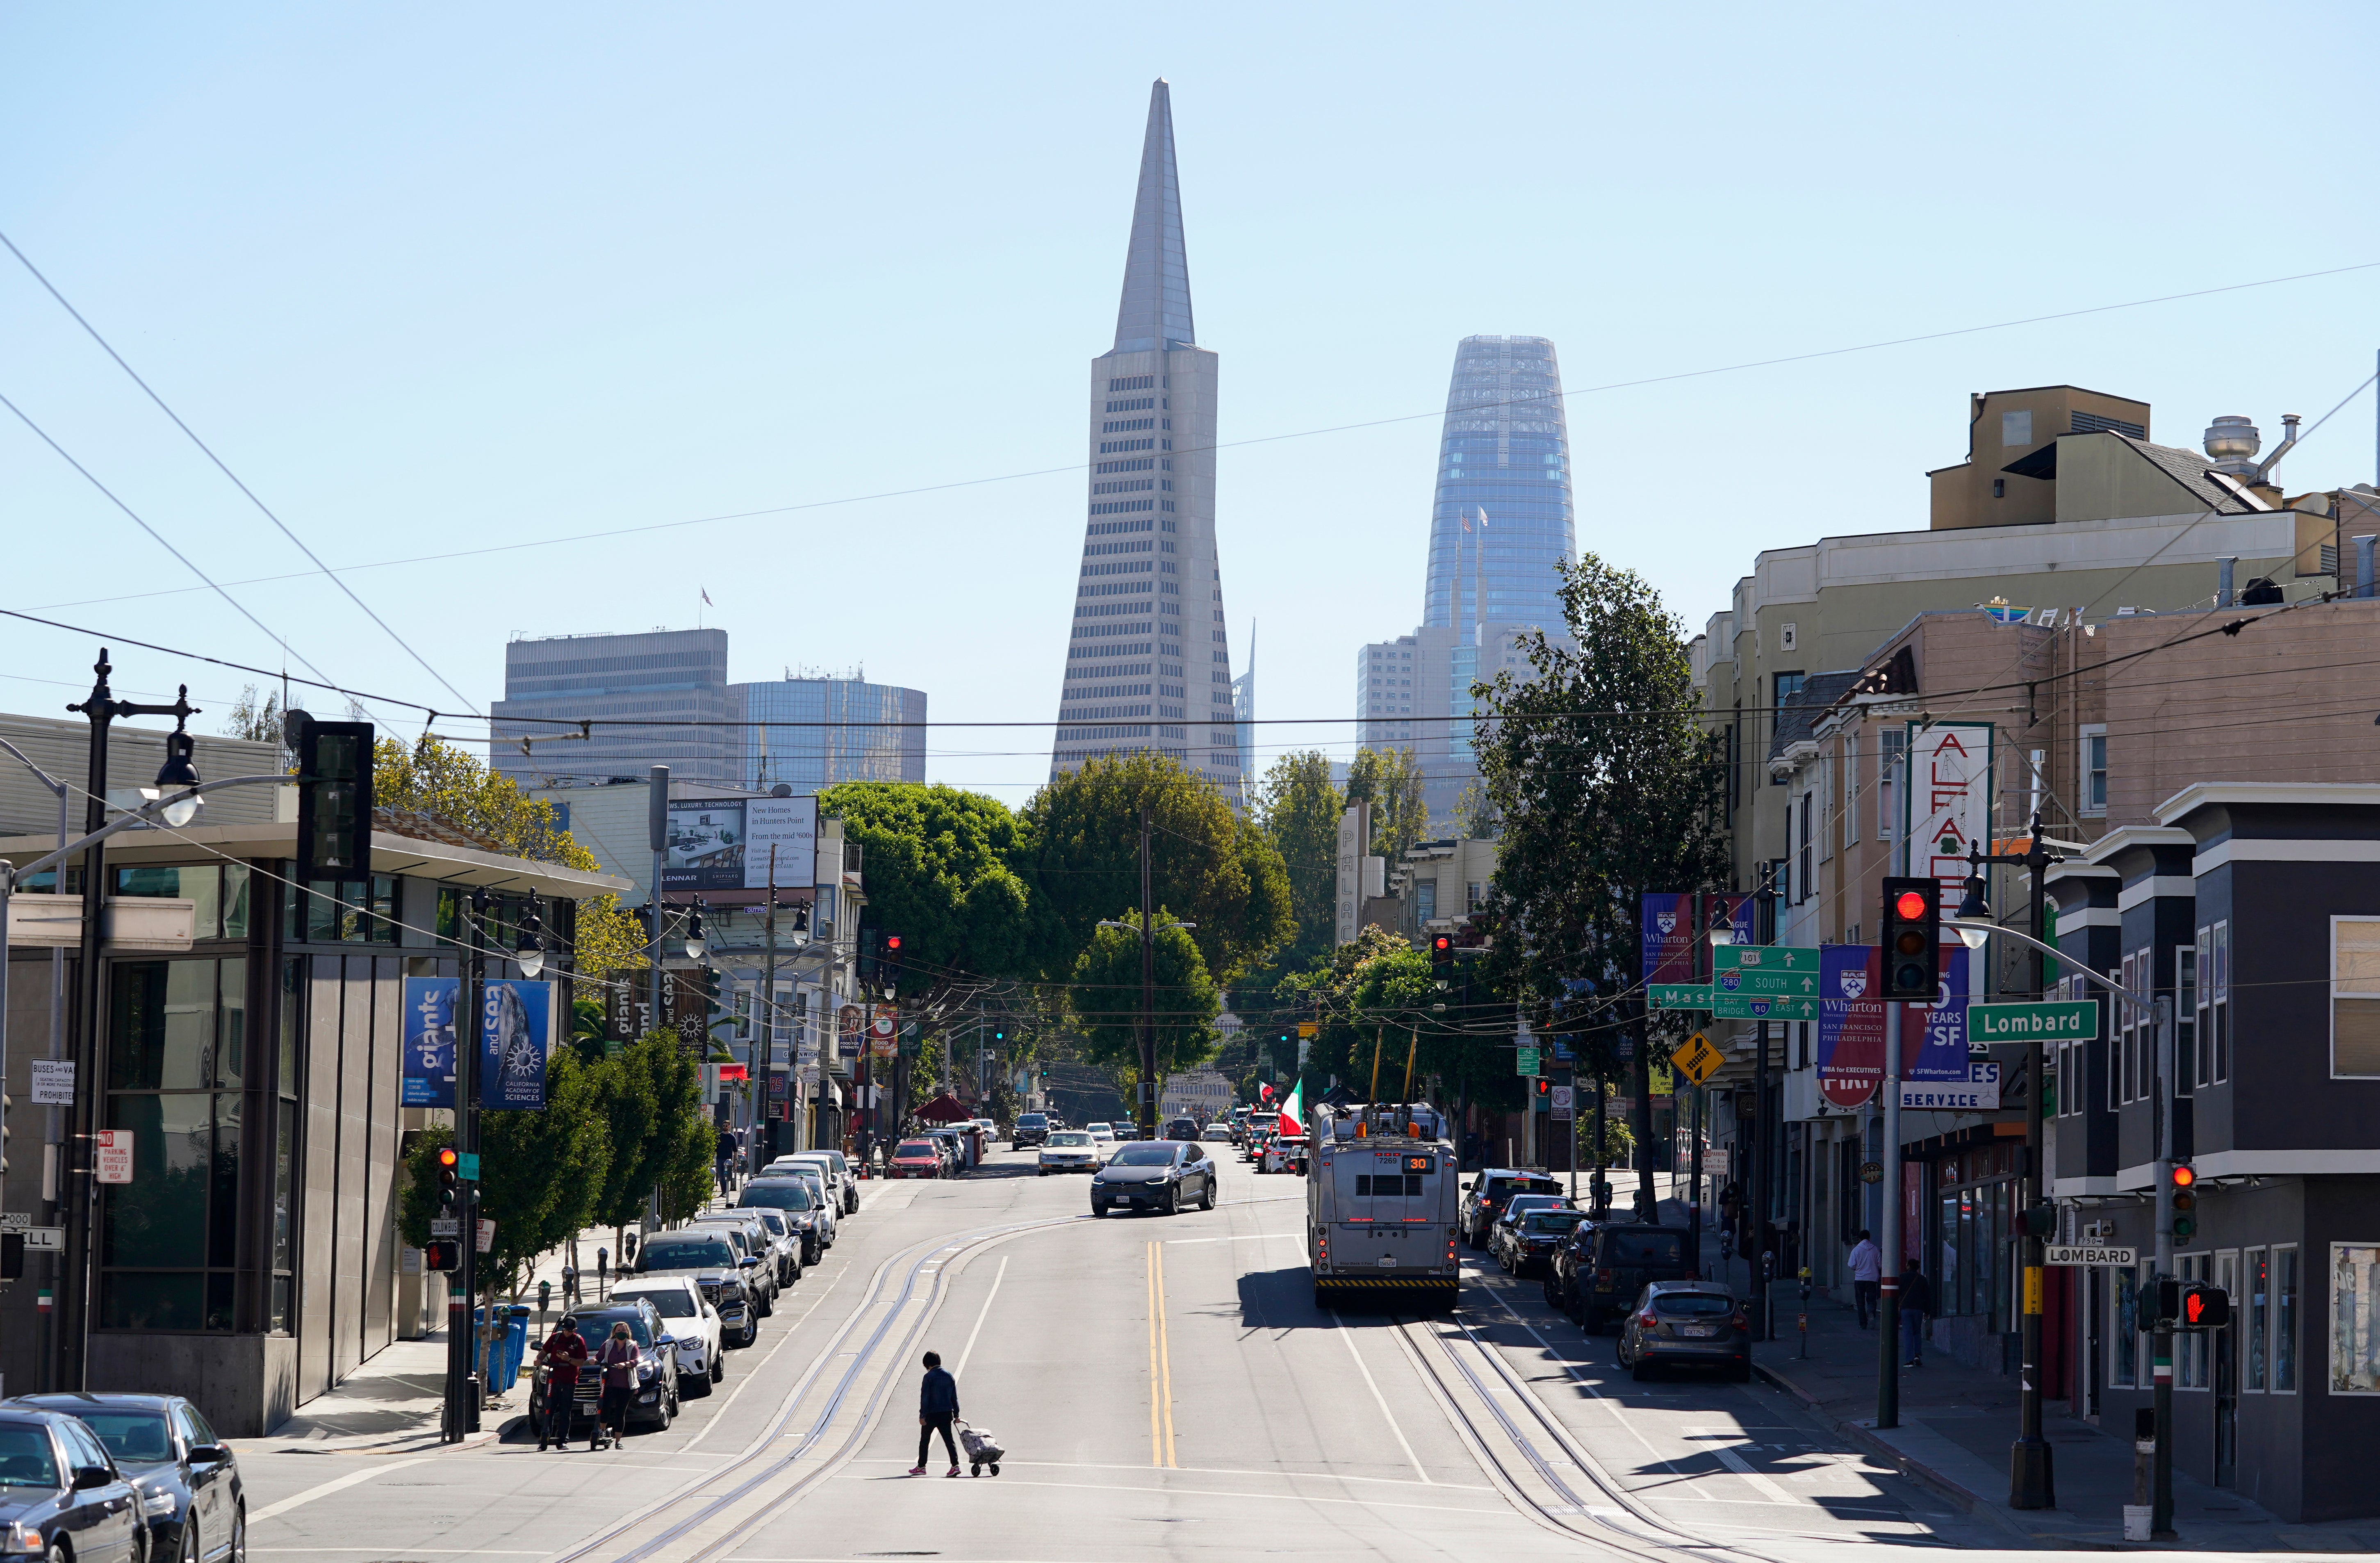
[1145,1240,1176,1468]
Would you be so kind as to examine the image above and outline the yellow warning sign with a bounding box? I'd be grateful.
[1670,1032,1725,1087]
[1297,1023,1318,1039]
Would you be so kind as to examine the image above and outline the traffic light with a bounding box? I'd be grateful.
[437,1146,461,1212]
[288,711,374,884]
[1532,1076,1551,1102]
[883,934,904,993]
[2017,1202,2058,1239]
[423,1239,461,1273]
[0,1232,22,1281]
[2170,1162,2197,1240]
[2180,1280,2232,1330]
[1432,934,1453,987]
[1879,877,1941,1000]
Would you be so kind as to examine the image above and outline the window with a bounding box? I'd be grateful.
[1879,731,1904,841]
[2002,409,2033,447]
[112,864,249,941]
[1992,478,2006,499]
[102,958,248,1332]
[2195,927,2213,1087]
[294,874,398,944]
[2116,952,2137,1107]
[2211,921,2229,1082]
[2175,943,2196,1096]
[2079,725,2108,816]
[2246,1247,2269,1391]
[1415,880,1437,923]
[1797,791,1814,901]
[2331,918,2380,1076]
[1774,671,1806,706]
[2330,1244,2380,1392]
[1819,754,1836,864]
[2277,1246,2300,1392]
[1844,734,1860,843]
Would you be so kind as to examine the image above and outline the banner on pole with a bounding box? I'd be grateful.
[480,980,554,1110]
[402,977,458,1107]
[1817,944,1972,1107]
[1639,893,1697,985]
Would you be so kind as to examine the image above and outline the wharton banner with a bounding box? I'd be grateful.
[1640,894,1697,984]
[1816,944,1972,1107]
[401,977,554,1110]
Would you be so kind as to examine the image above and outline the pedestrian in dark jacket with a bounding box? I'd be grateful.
[1899,1257,1934,1367]
[910,1350,961,1476]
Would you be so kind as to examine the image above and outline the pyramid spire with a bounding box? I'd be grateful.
[1112,79,1195,354]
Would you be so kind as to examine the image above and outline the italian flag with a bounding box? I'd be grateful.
[1277,1083,1303,1137]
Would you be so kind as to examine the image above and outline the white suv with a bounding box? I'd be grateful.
[608,1274,727,1394]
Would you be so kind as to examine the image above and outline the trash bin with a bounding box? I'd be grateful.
[474,1303,532,1391]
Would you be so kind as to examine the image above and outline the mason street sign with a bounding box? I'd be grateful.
[1649,984,1712,1011]
[1969,999,2100,1041]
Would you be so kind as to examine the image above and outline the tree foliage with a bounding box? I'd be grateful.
[477,1047,610,1300]
[1014,752,1292,986]
[1345,746,1429,862]
[1472,553,1731,1080]
[222,684,291,750]
[1255,751,1341,960]
[1276,929,1522,1111]
[816,782,1032,986]
[1065,909,1221,1090]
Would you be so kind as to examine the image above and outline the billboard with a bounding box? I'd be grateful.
[402,976,554,1109]
[663,799,747,891]
[743,794,817,890]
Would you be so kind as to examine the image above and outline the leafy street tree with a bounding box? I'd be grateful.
[592,1032,672,1254]
[222,684,291,754]
[372,735,647,991]
[1255,751,1342,962]
[1016,752,1293,987]
[1065,909,1221,1097]
[816,782,1032,986]
[1277,930,1519,1125]
[1472,552,1731,1216]
[1345,745,1429,862]
[477,1047,610,1303]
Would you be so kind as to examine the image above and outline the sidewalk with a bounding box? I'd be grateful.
[251,1223,640,1452]
[1747,1287,2380,1550]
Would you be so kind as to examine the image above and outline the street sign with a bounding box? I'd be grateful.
[1649,984,1712,1011]
[456,1152,481,1181]
[28,1060,72,1106]
[95,1130,132,1185]
[1702,1148,1731,1176]
[1515,1046,1540,1076]
[14,1227,62,1252]
[1549,1085,1574,1120]
[2046,1245,2138,1267]
[477,1218,497,1253]
[430,1218,460,1237]
[1297,1023,1318,1039]
[0,1212,26,1228]
[1712,946,1821,1018]
[1669,1032,1725,1086]
[1969,1000,2100,1041]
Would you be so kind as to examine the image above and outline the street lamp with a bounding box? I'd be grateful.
[1954,839,1992,949]
[515,911,545,980]
[141,722,204,827]
[684,900,708,962]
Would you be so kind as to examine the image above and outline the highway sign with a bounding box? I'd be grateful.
[1649,984,1711,1011]
[1515,1046,1540,1076]
[1710,946,1821,1018]
[2046,1245,2137,1267]
[1669,1032,1725,1086]
[1970,1000,2100,1041]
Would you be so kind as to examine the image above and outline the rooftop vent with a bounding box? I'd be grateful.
[2204,416,2260,476]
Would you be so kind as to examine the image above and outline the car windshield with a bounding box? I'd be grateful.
[694,1226,750,1253]
[1609,1231,1688,1265]
[820,1152,848,1172]
[1050,1132,1093,1146]
[68,1410,173,1465]
[617,1288,698,1319]
[642,1239,735,1270]
[740,1183,815,1210]
[896,1141,937,1157]
[1524,1212,1587,1235]
[0,1426,59,1488]
[748,1210,788,1235]
[1018,1115,1047,1127]
[1653,1292,1735,1317]
[567,1309,652,1347]
[1109,1144,1177,1167]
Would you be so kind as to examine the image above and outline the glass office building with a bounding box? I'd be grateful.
[492,628,736,785]
[736,676,926,793]
[1423,337,1574,632]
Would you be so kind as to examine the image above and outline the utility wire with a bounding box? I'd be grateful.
[0,227,483,717]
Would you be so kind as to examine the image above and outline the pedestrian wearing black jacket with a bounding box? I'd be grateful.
[911,1351,961,1476]
[1899,1257,1934,1367]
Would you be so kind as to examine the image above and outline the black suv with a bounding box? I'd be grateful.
[1546,1221,1697,1332]
[1011,1112,1050,1150]
[1460,1169,1565,1248]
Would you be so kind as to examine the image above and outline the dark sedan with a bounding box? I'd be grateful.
[1089,1140,1216,1216]
[0,1406,147,1563]
[1616,1281,1752,1381]
[1492,1207,1587,1277]
[11,1392,243,1563]
[528,1301,683,1435]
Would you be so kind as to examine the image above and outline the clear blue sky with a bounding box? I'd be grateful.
[7,3,2380,807]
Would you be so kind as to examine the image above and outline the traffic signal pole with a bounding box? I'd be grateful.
[445,890,486,1441]
[2152,993,2177,1539]
[1876,996,1903,1429]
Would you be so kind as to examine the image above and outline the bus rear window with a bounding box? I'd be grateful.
[1356,1174,1422,1196]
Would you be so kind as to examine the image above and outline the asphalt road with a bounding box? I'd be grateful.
[233,1148,2005,1563]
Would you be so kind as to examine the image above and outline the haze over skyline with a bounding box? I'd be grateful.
[8,4,2380,803]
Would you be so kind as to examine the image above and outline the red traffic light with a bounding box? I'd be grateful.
[1893,889,1929,920]
[884,935,902,951]
[437,1147,459,1170]
[1433,935,1451,952]
[2171,1165,2196,1188]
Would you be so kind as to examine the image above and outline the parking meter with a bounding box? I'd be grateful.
[596,1247,609,1299]
[624,1232,639,1262]
[560,1265,577,1303]
[538,1278,552,1331]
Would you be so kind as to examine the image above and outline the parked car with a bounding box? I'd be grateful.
[1460,1169,1565,1247]
[690,1213,790,1305]
[1090,1139,1217,1215]
[9,1391,244,1563]
[1548,1222,1697,1332]
[633,1232,762,1346]
[765,1152,852,1217]
[758,1167,838,1248]
[1039,1130,1104,1174]
[1011,1113,1051,1150]
[1492,1206,1587,1277]
[1259,1132,1307,1174]
[528,1299,681,1433]
[738,1177,828,1263]
[1616,1281,1751,1381]
[928,1128,969,1173]
[0,1405,148,1563]
[888,1138,944,1178]
[606,1276,726,1395]
[1489,1193,1574,1247]
[1161,1116,1202,1142]
[1109,1122,1140,1141]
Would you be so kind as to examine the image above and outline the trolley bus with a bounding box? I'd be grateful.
[1306,1102,1460,1313]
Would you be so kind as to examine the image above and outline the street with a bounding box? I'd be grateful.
[228,1149,1991,1563]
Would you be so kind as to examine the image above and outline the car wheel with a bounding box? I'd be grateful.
[1631,1356,1655,1383]
[178,1520,200,1563]
[230,1501,247,1563]
[1091,1202,1109,1217]
[1163,1185,1180,1216]
[1199,1179,1215,1211]
[681,1365,711,1398]
[1037,1168,1048,1177]
[712,1350,728,1384]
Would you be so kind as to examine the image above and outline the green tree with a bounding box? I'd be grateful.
[477,1048,610,1302]
[1014,752,1292,986]
[1066,909,1221,1095]
[1255,751,1342,960]
[815,782,1032,985]
[1345,745,1428,861]
[223,684,289,749]
[648,1035,718,1222]
[592,1032,674,1247]
[1473,552,1730,1208]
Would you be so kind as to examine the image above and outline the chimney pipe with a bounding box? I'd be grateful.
[2253,413,2304,485]
[2217,557,2237,608]
[2356,535,2377,601]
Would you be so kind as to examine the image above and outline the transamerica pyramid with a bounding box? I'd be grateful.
[1048,79,1241,802]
